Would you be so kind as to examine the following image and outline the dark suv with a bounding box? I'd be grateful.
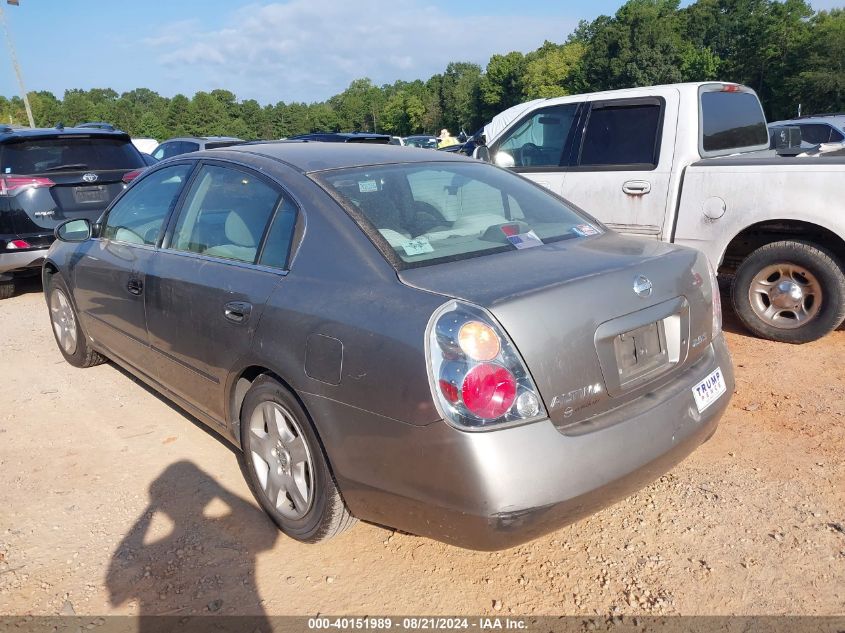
[0,124,146,298]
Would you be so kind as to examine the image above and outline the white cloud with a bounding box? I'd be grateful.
[143,0,577,103]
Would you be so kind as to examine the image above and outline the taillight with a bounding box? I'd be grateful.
[707,259,722,336]
[0,176,55,196]
[721,84,741,93]
[122,169,143,184]
[5,239,31,249]
[426,300,545,430]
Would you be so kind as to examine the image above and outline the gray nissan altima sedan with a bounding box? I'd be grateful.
[43,143,733,550]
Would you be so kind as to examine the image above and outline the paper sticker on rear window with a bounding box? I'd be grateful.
[572,224,599,237]
[358,180,378,193]
[401,237,435,256]
[507,230,543,250]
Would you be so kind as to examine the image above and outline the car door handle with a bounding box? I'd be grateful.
[622,180,652,195]
[126,278,143,296]
[224,301,252,324]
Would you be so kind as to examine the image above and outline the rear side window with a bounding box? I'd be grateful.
[700,89,768,153]
[102,164,193,245]
[1,137,144,174]
[204,141,239,150]
[170,164,281,264]
[579,101,662,168]
[258,197,298,269]
[497,104,579,168]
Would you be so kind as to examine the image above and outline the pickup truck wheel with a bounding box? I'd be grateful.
[0,281,13,300]
[732,240,845,344]
[45,273,106,367]
[238,375,356,543]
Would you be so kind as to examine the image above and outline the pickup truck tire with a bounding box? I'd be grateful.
[45,273,106,368]
[0,281,13,300]
[731,240,845,344]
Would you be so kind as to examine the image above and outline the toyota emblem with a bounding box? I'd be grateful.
[82,173,98,183]
[633,275,653,298]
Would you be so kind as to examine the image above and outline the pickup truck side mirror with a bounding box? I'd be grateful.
[472,145,491,162]
[773,125,803,156]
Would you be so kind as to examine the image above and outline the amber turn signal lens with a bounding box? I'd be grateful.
[458,320,501,361]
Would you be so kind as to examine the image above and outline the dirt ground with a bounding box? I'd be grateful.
[1,277,843,617]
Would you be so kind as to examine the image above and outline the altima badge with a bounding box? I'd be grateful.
[633,275,653,298]
[82,173,98,183]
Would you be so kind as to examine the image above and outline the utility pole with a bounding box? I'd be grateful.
[0,0,35,128]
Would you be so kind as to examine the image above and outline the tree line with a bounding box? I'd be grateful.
[2,0,842,140]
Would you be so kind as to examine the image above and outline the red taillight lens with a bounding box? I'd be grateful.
[122,169,143,183]
[461,363,517,419]
[6,239,31,249]
[0,176,55,196]
[721,84,741,93]
[427,301,546,429]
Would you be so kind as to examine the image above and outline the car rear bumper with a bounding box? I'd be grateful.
[0,248,48,276]
[306,334,734,550]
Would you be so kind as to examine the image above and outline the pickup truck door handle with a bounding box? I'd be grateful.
[622,180,652,195]
[126,277,143,296]
[224,301,252,324]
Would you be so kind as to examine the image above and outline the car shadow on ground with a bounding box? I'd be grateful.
[106,460,279,630]
[8,274,43,297]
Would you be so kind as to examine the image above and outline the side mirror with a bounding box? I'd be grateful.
[472,145,491,162]
[493,151,516,168]
[55,218,92,243]
[773,125,803,156]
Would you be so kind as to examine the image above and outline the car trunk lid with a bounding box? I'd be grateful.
[399,233,716,429]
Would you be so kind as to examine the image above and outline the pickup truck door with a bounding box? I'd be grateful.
[490,102,584,197]
[560,94,678,239]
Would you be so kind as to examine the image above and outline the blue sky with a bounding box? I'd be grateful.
[1,0,842,105]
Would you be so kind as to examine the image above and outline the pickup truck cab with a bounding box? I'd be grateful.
[478,82,845,343]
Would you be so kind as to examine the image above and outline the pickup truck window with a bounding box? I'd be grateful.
[701,91,768,152]
[497,104,579,168]
[579,102,662,168]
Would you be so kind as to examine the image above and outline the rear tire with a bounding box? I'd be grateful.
[45,273,105,367]
[731,240,845,344]
[0,281,14,300]
[237,375,356,543]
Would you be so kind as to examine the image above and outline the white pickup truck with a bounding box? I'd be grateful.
[476,82,845,343]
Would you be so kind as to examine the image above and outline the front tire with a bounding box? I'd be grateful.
[237,375,356,543]
[731,240,845,344]
[45,273,105,367]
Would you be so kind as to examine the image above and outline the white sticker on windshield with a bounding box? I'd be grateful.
[358,180,378,193]
[401,237,435,256]
[572,223,599,237]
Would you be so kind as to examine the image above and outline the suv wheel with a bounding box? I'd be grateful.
[46,273,105,367]
[732,240,845,344]
[0,281,13,300]
[238,375,356,543]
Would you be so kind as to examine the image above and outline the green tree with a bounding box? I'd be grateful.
[522,41,586,99]
[381,90,426,135]
[480,52,526,120]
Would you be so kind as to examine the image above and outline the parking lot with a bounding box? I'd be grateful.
[0,277,843,617]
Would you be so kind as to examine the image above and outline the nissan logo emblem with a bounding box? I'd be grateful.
[82,173,98,183]
[633,275,653,298]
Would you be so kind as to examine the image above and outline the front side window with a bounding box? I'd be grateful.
[497,104,579,168]
[102,164,193,245]
[170,164,281,264]
[316,161,598,268]
[799,124,841,144]
[700,89,768,153]
[579,101,662,168]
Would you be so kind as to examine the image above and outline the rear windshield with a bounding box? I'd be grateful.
[700,90,768,153]
[1,137,144,174]
[315,161,599,268]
